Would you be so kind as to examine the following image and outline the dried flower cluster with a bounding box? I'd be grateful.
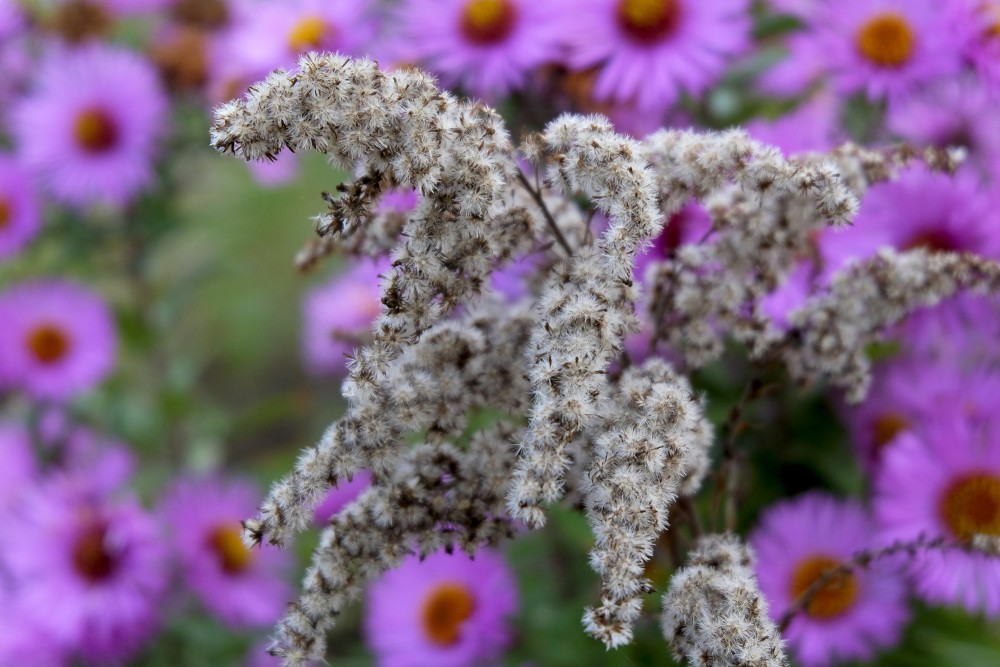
[661,534,786,667]
[210,54,1000,666]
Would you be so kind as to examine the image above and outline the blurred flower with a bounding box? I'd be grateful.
[895,292,1000,371]
[220,0,375,81]
[843,360,1000,472]
[0,155,41,260]
[365,547,518,667]
[37,413,137,492]
[302,258,387,377]
[245,149,299,188]
[1,480,167,663]
[875,413,1000,616]
[313,469,372,525]
[820,166,1000,272]
[954,0,1000,90]
[12,44,168,209]
[773,0,963,101]
[0,591,67,667]
[751,493,910,667]
[159,476,291,628]
[396,0,564,98]
[745,94,841,157]
[565,0,750,111]
[0,280,117,402]
[0,421,37,508]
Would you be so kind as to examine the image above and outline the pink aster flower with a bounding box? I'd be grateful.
[37,412,137,492]
[0,593,67,667]
[1,480,168,663]
[820,166,1000,273]
[365,547,518,667]
[751,493,910,667]
[314,469,372,525]
[808,0,963,101]
[159,476,291,628]
[0,280,117,402]
[220,0,376,81]
[302,257,387,377]
[565,0,750,111]
[396,0,564,98]
[12,44,167,208]
[0,156,40,260]
[875,414,1000,616]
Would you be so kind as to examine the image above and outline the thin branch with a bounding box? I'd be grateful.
[778,534,993,632]
[516,169,574,257]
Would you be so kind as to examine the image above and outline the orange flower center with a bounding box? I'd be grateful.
[0,197,11,230]
[73,521,117,583]
[941,474,1000,541]
[209,524,254,574]
[789,555,858,619]
[872,412,909,450]
[617,0,682,43]
[288,15,329,52]
[856,13,915,67]
[460,0,517,45]
[150,27,209,91]
[74,108,119,154]
[27,323,72,365]
[421,582,476,645]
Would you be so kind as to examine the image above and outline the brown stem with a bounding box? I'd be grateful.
[516,169,574,257]
[777,534,974,632]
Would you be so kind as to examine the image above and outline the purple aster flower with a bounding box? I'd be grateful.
[0,156,41,260]
[887,77,1000,178]
[565,0,750,111]
[365,547,518,667]
[2,479,167,663]
[12,44,167,208]
[302,257,387,377]
[953,0,1000,90]
[760,260,815,330]
[220,0,375,81]
[0,592,67,667]
[246,149,300,188]
[808,0,963,101]
[875,414,1000,616]
[37,412,137,492]
[396,0,564,98]
[0,421,37,508]
[0,280,117,402]
[820,166,1000,273]
[895,292,1000,371]
[159,476,291,628]
[843,361,1000,473]
[314,469,372,525]
[751,493,910,667]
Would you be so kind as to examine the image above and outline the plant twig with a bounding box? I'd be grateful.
[516,169,573,257]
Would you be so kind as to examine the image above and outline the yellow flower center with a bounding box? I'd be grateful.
[288,15,329,53]
[27,323,72,365]
[460,0,517,45]
[872,412,909,450]
[421,582,476,645]
[209,524,254,574]
[617,0,682,43]
[789,555,858,619]
[941,474,1000,542]
[73,521,117,583]
[856,13,915,68]
[73,108,118,154]
[0,197,11,230]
